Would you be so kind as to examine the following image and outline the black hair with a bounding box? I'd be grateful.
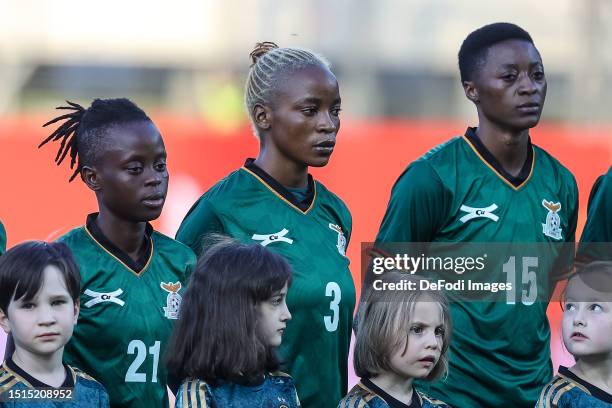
[166,235,293,384]
[39,98,152,181]
[458,22,535,83]
[0,241,80,316]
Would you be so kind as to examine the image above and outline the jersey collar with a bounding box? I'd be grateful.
[559,366,612,403]
[361,378,422,408]
[463,127,535,190]
[5,357,75,389]
[242,158,316,214]
[85,213,153,275]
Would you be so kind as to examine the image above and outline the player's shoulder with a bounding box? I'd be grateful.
[314,180,351,216]
[57,225,88,245]
[533,144,577,187]
[417,390,452,407]
[152,231,196,261]
[395,136,462,182]
[184,168,251,214]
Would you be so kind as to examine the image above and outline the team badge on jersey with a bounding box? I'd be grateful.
[251,228,294,247]
[542,200,563,240]
[83,288,125,308]
[328,223,347,256]
[160,281,182,319]
[458,203,499,223]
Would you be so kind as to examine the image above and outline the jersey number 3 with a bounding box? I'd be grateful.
[324,282,341,332]
[125,340,161,383]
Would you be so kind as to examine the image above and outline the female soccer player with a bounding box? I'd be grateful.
[375,23,578,407]
[176,42,355,408]
[168,238,299,407]
[39,98,196,408]
[537,261,612,406]
[339,272,451,408]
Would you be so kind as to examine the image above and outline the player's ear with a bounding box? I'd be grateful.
[463,80,479,104]
[0,309,10,334]
[253,103,272,131]
[81,165,102,192]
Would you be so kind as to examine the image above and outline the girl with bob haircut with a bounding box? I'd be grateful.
[340,272,452,408]
[167,236,299,407]
[536,261,612,407]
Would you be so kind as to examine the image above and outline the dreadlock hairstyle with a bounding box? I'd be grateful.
[39,98,152,181]
[244,41,332,135]
[458,22,535,83]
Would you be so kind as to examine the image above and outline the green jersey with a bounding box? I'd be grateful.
[578,166,612,261]
[176,159,356,408]
[376,129,578,408]
[0,219,6,255]
[59,214,196,408]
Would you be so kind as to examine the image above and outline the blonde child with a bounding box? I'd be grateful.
[339,272,452,408]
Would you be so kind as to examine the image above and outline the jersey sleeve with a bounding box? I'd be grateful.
[376,160,451,244]
[0,220,6,255]
[175,198,224,256]
[550,175,579,283]
[580,167,612,243]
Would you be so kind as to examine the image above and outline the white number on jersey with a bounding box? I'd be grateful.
[125,340,161,383]
[502,256,538,305]
[324,282,341,332]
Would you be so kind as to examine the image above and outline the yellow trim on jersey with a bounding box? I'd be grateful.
[240,166,317,215]
[83,225,154,277]
[537,373,591,407]
[180,379,208,408]
[0,363,33,389]
[462,135,535,191]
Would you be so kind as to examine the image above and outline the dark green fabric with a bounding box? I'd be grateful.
[376,136,578,408]
[60,226,196,408]
[176,167,355,408]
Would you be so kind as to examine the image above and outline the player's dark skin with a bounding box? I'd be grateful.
[463,39,547,177]
[81,121,169,262]
[252,63,341,188]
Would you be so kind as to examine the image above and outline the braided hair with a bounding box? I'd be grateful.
[245,41,331,131]
[39,98,151,181]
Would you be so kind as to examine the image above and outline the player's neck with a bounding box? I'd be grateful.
[370,372,414,405]
[12,347,65,388]
[254,150,309,189]
[95,210,148,261]
[475,122,530,178]
[571,356,612,394]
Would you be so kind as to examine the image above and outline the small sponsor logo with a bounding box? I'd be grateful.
[459,204,499,223]
[251,228,294,247]
[83,289,125,308]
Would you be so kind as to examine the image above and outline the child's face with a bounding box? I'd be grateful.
[256,283,291,347]
[0,265,79,359]
[390,300,444,380]
[562,276,612,359]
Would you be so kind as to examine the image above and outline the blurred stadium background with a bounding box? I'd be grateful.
[1,0,611,393]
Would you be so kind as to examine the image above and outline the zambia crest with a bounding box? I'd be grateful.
[329,223,347,256]
[541,200,563,240]
[160,281,182,319]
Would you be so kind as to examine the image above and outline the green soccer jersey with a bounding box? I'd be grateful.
[578,166,612,260]
[176,159,356,408]
[376,129,578,408]
[0,219,6,255]
[59,215,196,408]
